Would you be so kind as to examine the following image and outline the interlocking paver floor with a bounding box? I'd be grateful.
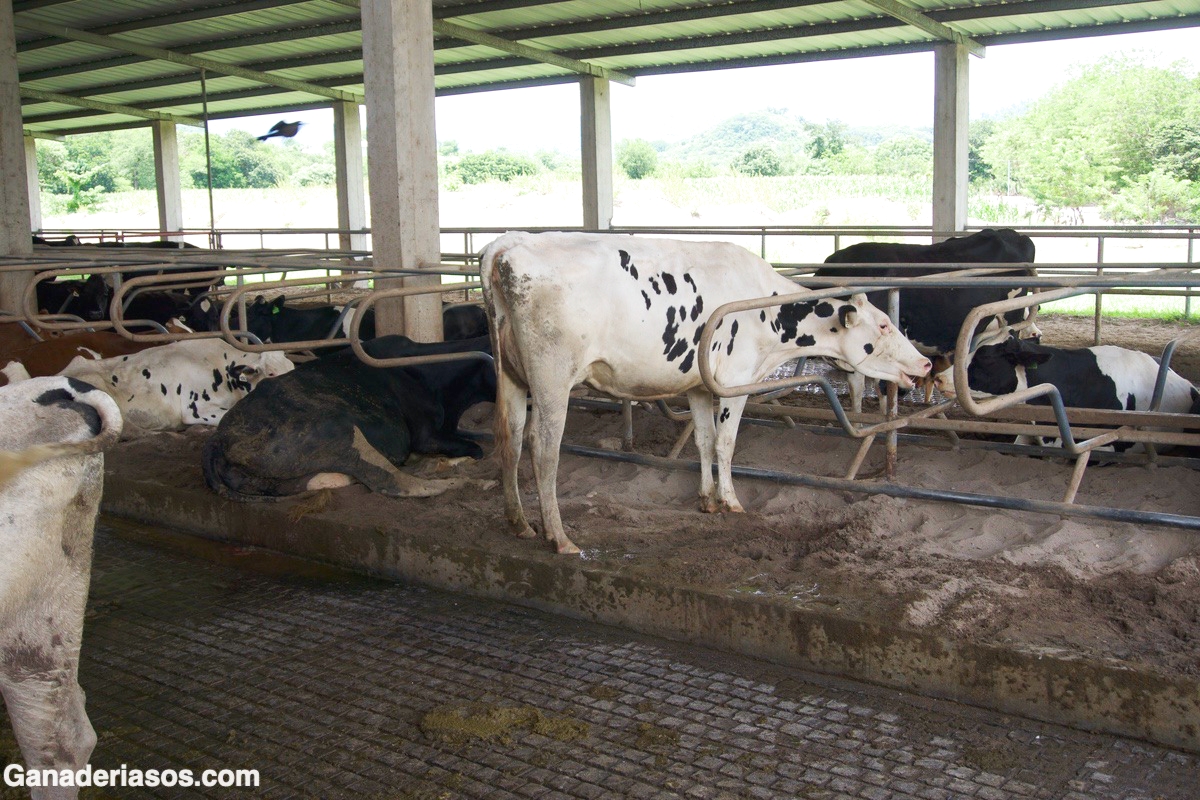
[4,519,1198,799]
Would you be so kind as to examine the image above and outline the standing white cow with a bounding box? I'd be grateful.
[57,339,293,436]
[481,231,932,554]
[0,377,122,799]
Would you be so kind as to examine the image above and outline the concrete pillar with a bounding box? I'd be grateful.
[932,42,969,238]
[24,136,41,233]
[152,120,184,240]
[333,101,368,253]
[580,76,614,230]
[0,0,33,314]
[361,0,442,341]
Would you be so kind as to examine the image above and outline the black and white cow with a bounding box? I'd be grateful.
[934,336,1199,415]
[481,231,931,554]
[0,377,122,798]
[816,227,1038,411]
[203,334,495,501]
[57,339,293,435]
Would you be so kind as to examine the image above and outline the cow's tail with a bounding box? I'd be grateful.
[0,380,122,492]
[201,435,294,503]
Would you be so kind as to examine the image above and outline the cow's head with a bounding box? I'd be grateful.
[242,295,284,343]
[934,336,1050,399]
[76,274,112,322]
[829,294,931,389]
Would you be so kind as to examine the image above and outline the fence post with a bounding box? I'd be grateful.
[1093,235,1105,346]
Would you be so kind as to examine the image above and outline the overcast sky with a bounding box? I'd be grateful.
[230,26,1199,154]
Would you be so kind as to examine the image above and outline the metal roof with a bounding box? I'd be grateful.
[15,0,1200,137]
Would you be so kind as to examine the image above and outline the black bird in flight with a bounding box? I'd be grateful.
[257,120,303,141]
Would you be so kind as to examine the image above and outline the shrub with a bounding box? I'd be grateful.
[453,150,541,184]
[731,145,784,177]
[616,139,658,179]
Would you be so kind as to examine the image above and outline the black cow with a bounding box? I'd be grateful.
[935,336,1199,414]
[816,227,1037,410]
[243,296,376,343]
[441,304,488,341]
[202,334,495,501]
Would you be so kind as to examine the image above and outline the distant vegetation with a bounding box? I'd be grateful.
[36,54,1200,225]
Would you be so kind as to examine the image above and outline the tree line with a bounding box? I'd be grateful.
[37,55,1199,224]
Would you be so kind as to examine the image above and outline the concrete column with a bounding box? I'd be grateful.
[0,0,33,314]
[332,101,368,253]
[152,120,184,240]
[361,0,442,341]
[580,76,614,230]
[932,42,969,238]
[24,136,41,233]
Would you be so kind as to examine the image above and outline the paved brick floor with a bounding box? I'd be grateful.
[3,520,1198,799]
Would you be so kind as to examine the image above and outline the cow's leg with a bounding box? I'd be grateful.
[686,388,721,512]
[526,383,579,555]
[494,367,536,540]
[846,371,865,414]
[713,395,748,513]
[347,427,477,498]
[0,626,96,800]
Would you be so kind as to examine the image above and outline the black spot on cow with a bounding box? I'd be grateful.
[160,384,167,396]
[864,343,874,355]
[649,277,661,295]
[662,273,677,295]
[760,311,767,322]
[662,306,681,355]
[726,320,739,356]
[110,375,118,385]
[190,401,200,419]
[774,301,815,344]
[141,368,151,379]
[64,378,93,394]
[176,384,182,395]
[683,274,697,292]
[815,301,835,318]
[690,295,703,322]
[667,339,689,362]
[641,290,651,310]
[679,349,695,374]
[830,327,838,333]
[719,407,730,423]
[211,368,222,393]
[618,249,639,280]
[692,324,704,345]
[34,388,74,407]
[202,390,211,402]
[795,334,815,347]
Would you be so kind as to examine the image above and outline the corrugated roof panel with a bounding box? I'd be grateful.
[13,0,1200,135]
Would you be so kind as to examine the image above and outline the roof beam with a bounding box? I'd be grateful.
[13,16,365,103]
[329,0,633,86]
[20,87,205,126]
[859,0,985,57]
[23,129,65,142]
[433,19,635,86]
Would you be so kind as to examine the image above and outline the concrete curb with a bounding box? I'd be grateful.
[102,474,1200,753]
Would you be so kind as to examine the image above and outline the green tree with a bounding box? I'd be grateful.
[873,136,932,177]
[968,119,997,184]
[806,120,846,160]
[731,145,784,177]
[616,138,658,179]
[452,150,540,184]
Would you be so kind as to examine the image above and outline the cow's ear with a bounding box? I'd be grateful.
[271,296,286,310]
[252,295,266,306]
[1016,351,1052,368]
[838,304,858,329]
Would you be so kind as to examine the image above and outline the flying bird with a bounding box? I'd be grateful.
[257,120,303,141]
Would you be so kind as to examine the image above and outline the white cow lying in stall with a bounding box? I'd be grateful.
[55,339,293,437]
[0,376,122,799]
[480,231,932,554]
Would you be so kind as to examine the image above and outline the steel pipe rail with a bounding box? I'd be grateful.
[348,282,493,371]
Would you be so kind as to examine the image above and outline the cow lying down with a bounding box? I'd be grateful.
[935,336,1199,450]
[56,339,293,437]
[935,336,1198,412]
[0,377,122,797]
[203,335,496,501]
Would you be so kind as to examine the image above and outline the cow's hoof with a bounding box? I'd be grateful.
[699,496,721,513]
[555,539,582,555]
[514,524,538,540]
